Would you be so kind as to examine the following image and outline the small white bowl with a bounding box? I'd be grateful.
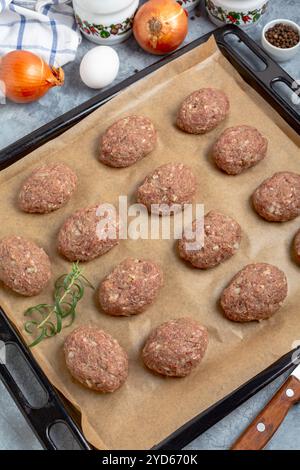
[261,19,300,62]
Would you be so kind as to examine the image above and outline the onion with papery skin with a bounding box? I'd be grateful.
[133,0,188,55]
[0,50,64,103]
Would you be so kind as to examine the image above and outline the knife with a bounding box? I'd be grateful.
[231,363,300,450]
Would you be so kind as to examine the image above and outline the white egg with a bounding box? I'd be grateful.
[80,46,120,89]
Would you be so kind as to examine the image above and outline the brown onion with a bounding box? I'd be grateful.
[0,50,64,103]
[133,0,188,55]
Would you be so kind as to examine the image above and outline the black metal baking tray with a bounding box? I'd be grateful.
[0,25,299,451]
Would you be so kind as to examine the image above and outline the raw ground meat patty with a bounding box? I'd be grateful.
[64,326,128,392]
[142,318,209,377]
[252,172,300,222]
[137,162,197,215]
[220,263,288,322]
[99,115,157,168]
[0,236,51,296]
[178,211,242,269]
[176,88,230,134]
[293,228,300,264]
[18,163,77,213]
[99,258,163,316]
[58,204,119,262]
[213,125,268,175]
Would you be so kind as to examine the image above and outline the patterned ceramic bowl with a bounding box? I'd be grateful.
[177,0,201,12]
[205,0,269,27]
[73,0,139,45]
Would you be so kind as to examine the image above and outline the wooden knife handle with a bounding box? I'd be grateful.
[231,375,300,450]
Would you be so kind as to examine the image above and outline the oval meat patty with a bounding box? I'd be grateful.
[213,125,268,175]
[293,228,300,264]
[220,263,288,322]
[252,172,300,222]
[178,211,242,269]
[18,163,77,213]
[58,204,119,262]
[137,162,197,215]
[99,258,163,316]
[176,88,230,134]
[0,236,51,296]
[142,318,209,377]
[64,326,128,393]
[99,115,157,168]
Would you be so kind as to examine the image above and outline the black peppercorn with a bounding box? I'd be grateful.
[265,23,300,49]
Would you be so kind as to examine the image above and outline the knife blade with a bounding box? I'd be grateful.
[231,363,300,450]
[292,362,300,381]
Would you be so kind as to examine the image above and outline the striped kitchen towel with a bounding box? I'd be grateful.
[0,0,81,66]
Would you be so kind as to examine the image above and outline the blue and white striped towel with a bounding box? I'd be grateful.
[0,0,81,66]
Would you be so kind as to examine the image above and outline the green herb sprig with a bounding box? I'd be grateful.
[24,262,94,348]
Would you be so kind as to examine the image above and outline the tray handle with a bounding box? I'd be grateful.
[214,25,300,135]
[0,309,91,450]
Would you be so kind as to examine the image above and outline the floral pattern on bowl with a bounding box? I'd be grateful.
[75,13,134,39]
[205,0,268,26]
[177,0,200,11]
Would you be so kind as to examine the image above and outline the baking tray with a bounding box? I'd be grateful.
[0,25,299,451]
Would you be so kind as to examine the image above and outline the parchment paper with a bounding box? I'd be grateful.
[0,36,300,450]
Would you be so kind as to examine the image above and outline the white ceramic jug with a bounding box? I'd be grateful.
[73,0,139,45]
[178,0,201,12]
